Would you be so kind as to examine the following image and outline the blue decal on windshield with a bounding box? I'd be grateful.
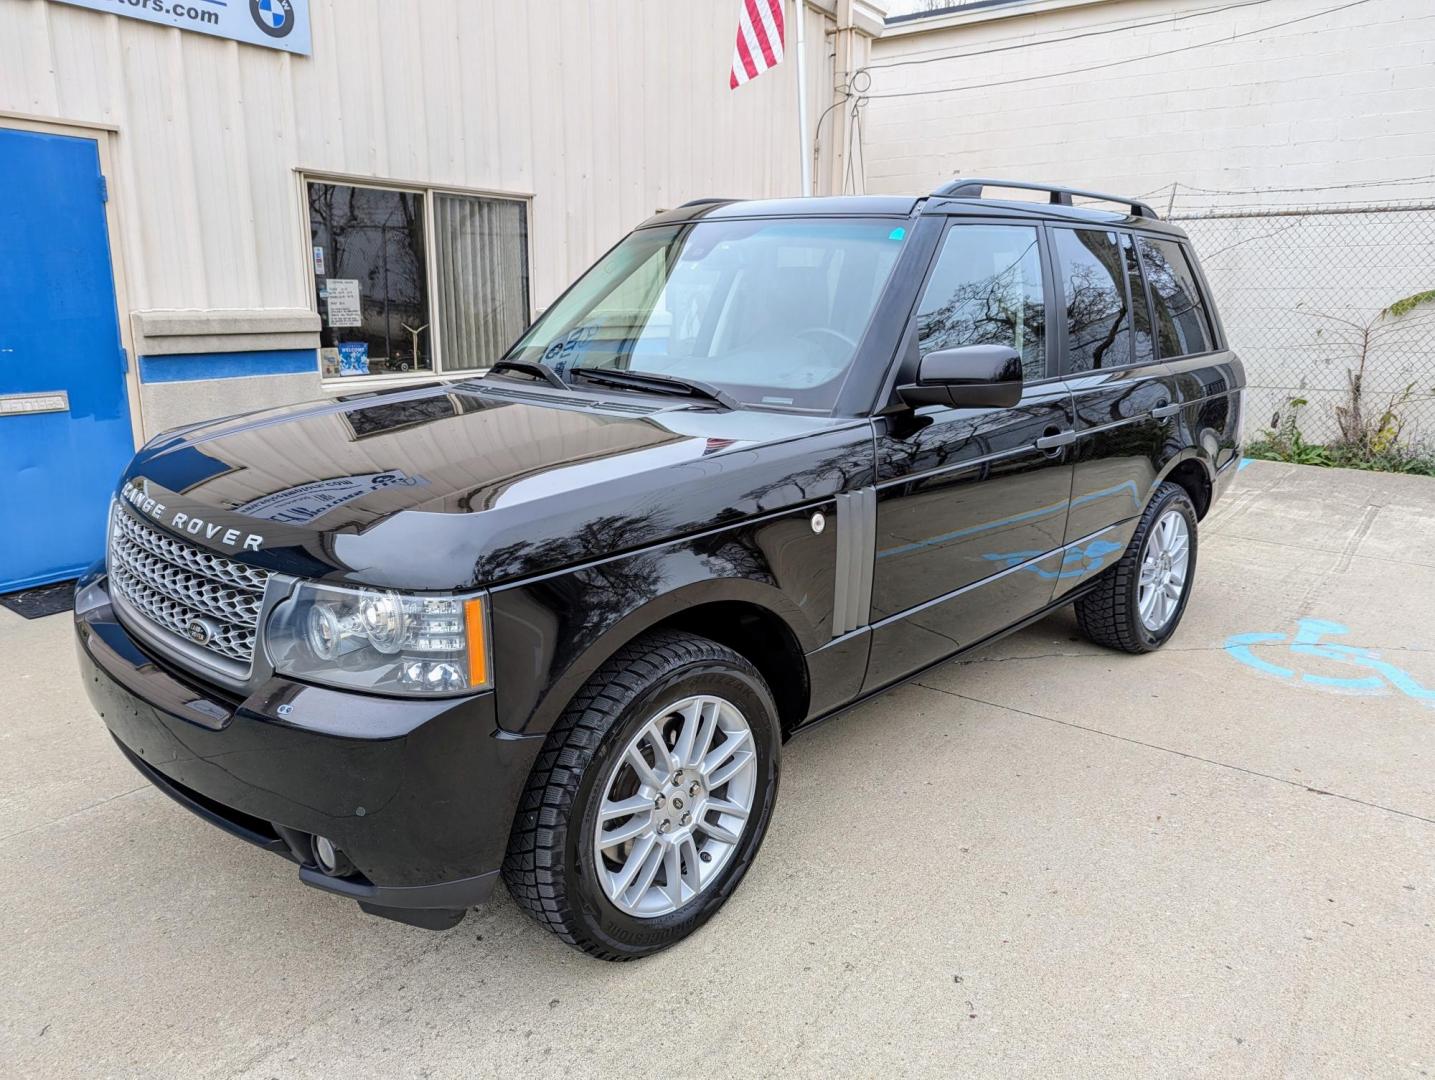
[889,227,906,241]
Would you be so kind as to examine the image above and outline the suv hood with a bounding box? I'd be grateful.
[120,381,871,589]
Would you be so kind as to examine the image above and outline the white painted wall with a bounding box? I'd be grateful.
[863,0,1435,207]
[0,0,838,318]
[861,0,1435,441]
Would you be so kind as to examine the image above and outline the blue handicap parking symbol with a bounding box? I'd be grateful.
[1224,618,1435,704]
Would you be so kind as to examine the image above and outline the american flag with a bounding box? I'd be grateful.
[729,0,786,90]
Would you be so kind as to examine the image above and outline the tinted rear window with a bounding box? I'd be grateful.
[1053,228,1132,373]
[1137,236,1215,359]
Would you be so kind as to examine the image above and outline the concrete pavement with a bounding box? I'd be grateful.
[2,459,1433,1078]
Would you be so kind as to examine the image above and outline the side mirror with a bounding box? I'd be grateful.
[897,344,1024,410]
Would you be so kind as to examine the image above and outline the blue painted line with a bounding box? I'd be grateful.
[139,349,317,383]
[1239,457,1253,470]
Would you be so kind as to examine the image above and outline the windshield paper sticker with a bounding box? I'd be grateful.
[235,471,427,524]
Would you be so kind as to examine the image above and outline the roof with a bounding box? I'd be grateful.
[642,196,921,227]
[640,193,1188,237]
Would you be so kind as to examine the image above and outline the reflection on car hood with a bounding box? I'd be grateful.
[121,380,872,589]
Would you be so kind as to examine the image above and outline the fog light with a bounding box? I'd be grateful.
[311,834,351,877]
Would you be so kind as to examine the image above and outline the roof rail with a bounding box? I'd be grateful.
[677,197,731,208]
[932,178,1158,219]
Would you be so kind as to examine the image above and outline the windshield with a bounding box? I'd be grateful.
[501,217,906,411]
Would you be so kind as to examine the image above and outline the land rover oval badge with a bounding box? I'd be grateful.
[186,619,214,646]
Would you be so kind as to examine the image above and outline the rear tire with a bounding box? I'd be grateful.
[1074,481,1198,653]
[502,631,781,960]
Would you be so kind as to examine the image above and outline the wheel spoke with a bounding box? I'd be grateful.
[644,721,678,777]
[625,839,665,902]
[707,749,755,789]
[689,701,720,769]
[698,817,742,845]
[702,728,752,779]
[598,812,653,848]
[610,833,658,895]
[671,699,702,769]
[600,793,654,821]
[624,745,664,790]
[661,843,685,908]
[705,795,750,821]
[678,835,701,885]
[1160,515,1177,550]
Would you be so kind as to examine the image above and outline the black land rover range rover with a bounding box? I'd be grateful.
[76,179,1243,959]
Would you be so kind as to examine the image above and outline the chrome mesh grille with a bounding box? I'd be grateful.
[109,506,270,667]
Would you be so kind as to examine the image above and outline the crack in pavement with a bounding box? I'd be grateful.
[950,642,1435,665]
[913,681,1435,827]
[1210,530,1435,571]
[0,783,151,845]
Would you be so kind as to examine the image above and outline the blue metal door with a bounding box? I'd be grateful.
[0,127,134,592]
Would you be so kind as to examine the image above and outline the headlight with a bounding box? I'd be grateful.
[266,582,491,696]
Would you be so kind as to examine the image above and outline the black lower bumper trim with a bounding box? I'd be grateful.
[298,865,500,923]
[113,734,291,856]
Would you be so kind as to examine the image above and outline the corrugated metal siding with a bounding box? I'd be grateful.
[0,0,836,316]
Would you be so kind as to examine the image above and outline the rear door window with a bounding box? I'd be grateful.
[1121,233,1156,366]
[1137,236,1215,358]
[1052,228,1132,373]
[914,223,1047,383]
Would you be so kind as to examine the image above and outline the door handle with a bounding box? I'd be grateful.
[1035,428,1077,451]
[1151,402,1182,419]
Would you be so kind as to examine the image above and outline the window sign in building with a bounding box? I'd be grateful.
[306,178,531,380]
[51,0,312,55]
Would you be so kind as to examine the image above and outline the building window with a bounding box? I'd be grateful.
[307,178,529,379]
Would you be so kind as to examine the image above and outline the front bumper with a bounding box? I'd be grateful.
[74,569,544,930]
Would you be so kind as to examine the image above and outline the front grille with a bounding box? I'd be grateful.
[109,506,271,668]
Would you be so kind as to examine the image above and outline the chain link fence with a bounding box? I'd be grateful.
[1168,201,1435,447]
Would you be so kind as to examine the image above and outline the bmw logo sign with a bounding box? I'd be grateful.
[250,0,295,38]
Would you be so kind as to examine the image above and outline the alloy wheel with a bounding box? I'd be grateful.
[1137,508,1191,631]
[593,695,757,918]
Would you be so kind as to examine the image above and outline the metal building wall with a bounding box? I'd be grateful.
[1,0,835,312]
[0,0,872,434]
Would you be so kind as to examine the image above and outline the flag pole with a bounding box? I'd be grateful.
[794,0,812,196]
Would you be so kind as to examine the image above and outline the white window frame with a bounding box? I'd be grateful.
[295,169,535,391]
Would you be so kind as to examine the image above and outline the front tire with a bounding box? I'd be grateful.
[1074,481,1198,653]
[502,631,781,960]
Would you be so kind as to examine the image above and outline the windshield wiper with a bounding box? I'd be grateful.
[486,359,570,391]
[569,367,739,410]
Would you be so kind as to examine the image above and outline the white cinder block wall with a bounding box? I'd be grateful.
[863,0,1435,443]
